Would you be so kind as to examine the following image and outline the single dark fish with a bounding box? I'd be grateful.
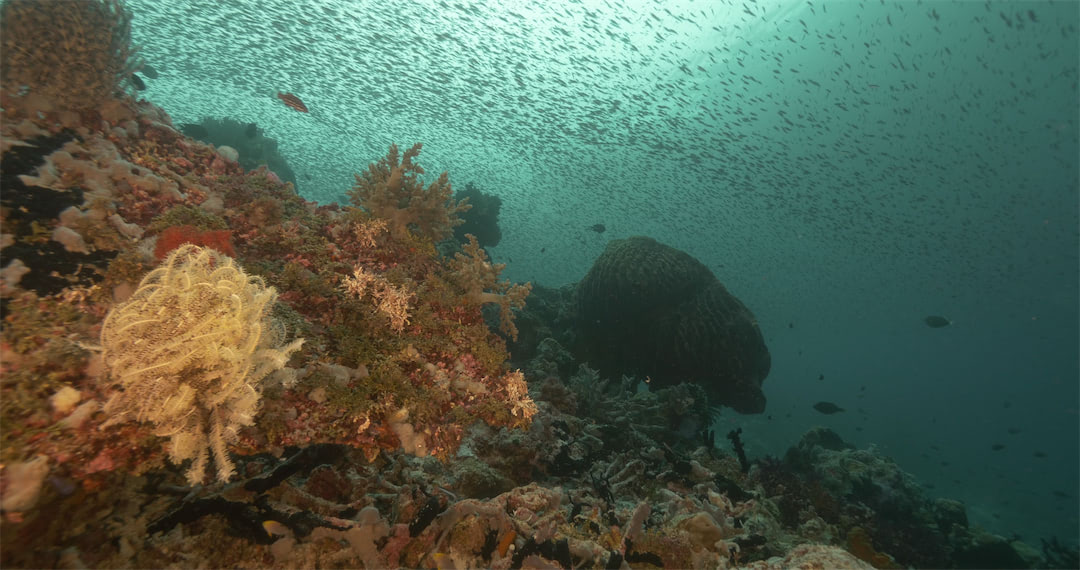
[991,443,1005,451]
[131,73,146,90]
[245,122,258,138]
[924,315,952,328]
[588,223,606,233]
[141,63,159,79]
[812,401,844,414]
[180,123,209,139]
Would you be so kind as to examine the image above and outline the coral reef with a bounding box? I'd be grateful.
[0,0,141,111]
[751,427,1048,569]
[99,244,304,483]
[576,235,772,413]
[0,72,538,485]
[0,4,1063,567]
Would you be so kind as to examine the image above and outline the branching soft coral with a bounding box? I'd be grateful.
[449,234,532,340]
[353,218,388,249]
[341,266,413,332]
[347,143,470,242]
[99,245,303,484]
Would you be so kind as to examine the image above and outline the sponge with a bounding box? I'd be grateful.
[100,244,302,483]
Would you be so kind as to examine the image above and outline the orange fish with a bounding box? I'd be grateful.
[276,91,309,113]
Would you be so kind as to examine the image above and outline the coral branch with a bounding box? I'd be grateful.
[449,234,531,340]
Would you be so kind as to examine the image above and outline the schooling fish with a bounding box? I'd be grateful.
[812,401,844,414]
[588,223,606,233]
[277,91,309,113]
[924,315,952,328]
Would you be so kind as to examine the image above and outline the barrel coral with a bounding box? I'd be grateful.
[99,244,303,484]
[576,236,770,413]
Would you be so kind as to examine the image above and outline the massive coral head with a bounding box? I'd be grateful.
[348,143,471,243]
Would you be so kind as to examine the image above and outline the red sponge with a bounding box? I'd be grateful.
[154,225,235,260]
